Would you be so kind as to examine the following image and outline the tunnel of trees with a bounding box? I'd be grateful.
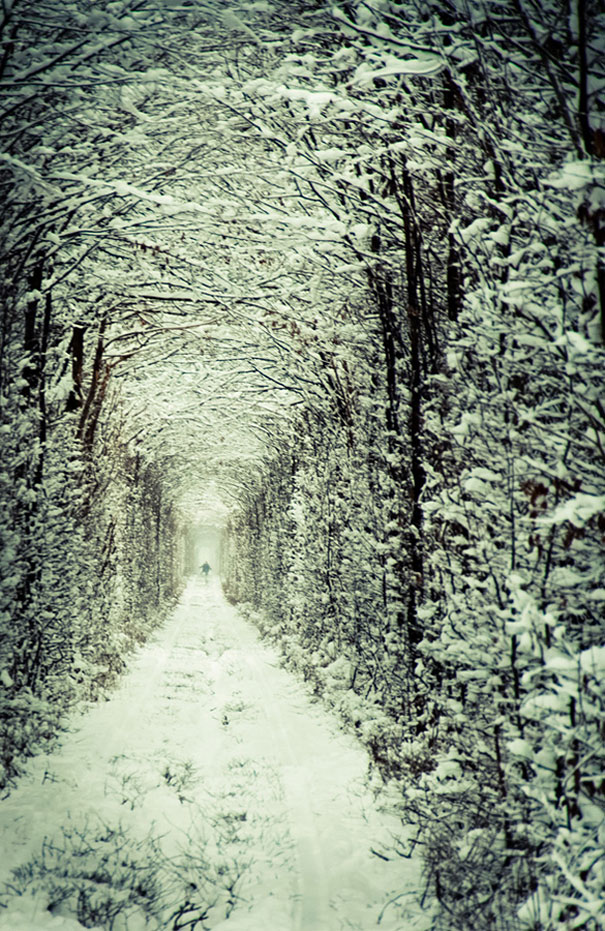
[1,1,604,928]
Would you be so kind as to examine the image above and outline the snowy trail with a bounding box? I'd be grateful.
[0,580,431,931]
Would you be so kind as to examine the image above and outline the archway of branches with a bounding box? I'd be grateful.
[2,2,604,929]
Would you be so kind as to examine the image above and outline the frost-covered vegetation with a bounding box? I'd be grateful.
[1,0,603,928]
[0,1,195,788]
[220,2,605,927]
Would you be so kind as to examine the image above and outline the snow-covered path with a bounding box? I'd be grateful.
[0,580,431,931]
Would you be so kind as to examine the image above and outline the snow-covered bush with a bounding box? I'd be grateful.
[2,813,247,930]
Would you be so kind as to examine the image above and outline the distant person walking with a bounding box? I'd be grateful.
[201,562,211,581]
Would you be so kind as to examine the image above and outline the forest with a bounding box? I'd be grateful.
[0,0,604,928]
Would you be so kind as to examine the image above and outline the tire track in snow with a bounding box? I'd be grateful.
[154,581,430,930]
[85,583,199,762]
[242,646,332,931]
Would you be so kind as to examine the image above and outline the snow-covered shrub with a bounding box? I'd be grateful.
[0,691,62,792]
[2,813,248,931]
[507,590,605,931]
[4,817,164,929]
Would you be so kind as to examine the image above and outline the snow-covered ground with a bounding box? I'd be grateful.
[0,579,433,930]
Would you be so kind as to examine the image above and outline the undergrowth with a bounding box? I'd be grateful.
[0,812,248,930]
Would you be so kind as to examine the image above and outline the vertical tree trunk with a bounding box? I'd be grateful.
[67,323,85,411]
[442,72,462,322]
[34,290,52,488]
[402,167,425,658]
[22,261,43,401]
[576,0,593,157]
[78,316,109,449]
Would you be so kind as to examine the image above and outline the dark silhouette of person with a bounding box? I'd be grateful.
[201,562,211,579]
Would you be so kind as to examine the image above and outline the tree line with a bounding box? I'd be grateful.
[220,1,605,927]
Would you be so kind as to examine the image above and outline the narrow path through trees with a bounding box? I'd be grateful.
[0,579,432,931]
[2,2,604,927]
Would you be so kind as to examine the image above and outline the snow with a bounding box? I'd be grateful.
[0,580,430,931]
[579,644,605,676]
[547,159,604,191]
[352,56,444,83]
[508,738,533,759]
[541,492,605,528]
